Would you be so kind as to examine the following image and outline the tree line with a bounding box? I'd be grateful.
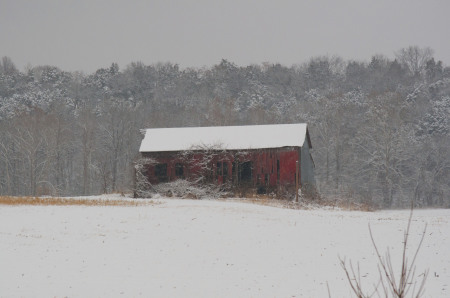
[0,46,449,207]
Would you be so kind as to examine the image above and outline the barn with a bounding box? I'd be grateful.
[138,123,314,196]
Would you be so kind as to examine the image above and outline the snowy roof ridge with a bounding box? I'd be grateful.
[139,123,308,152]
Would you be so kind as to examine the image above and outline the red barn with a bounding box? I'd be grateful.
[138,123,314,195]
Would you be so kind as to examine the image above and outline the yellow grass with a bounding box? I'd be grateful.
[0,196,158,207]
[225,195,374,211]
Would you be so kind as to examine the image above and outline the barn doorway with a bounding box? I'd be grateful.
[239,161,252,183]
[155,163,168,182]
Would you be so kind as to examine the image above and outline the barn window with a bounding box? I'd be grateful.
[232,162,236,182]
[216,162,222,176]
[155,163,168,182]
[223,162,229,180]
[175,163,184,177]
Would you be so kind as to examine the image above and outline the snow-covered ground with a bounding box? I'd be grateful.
[1,196,449,297]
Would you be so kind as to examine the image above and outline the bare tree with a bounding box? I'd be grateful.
[351,93,415,207]
[9,109,55,195]
[395,46,434,78]
[98,98,136,192]
[0,56,18,75]
[133,157,157,197]
[0,127,14,194]
[78,106,97,195]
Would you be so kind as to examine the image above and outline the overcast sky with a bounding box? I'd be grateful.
[1,0,450,74]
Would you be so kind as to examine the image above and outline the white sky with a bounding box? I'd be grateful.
[1,0,450,73]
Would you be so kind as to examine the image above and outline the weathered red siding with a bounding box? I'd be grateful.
[141,147,300,191]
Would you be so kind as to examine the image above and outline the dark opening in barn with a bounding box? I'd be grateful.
[155,163,168,182]
[239,161,252,183]
[175,163,184,178]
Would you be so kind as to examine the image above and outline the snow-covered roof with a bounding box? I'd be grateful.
[139,123,309,152]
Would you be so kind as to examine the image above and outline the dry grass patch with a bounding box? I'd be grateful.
[225,195,375,211]
[0,196,158,207]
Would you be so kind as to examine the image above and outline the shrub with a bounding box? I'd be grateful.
[340,208,428,297]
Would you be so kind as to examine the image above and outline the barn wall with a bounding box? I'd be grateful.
[141,147,301,191]
[300,138,315,186]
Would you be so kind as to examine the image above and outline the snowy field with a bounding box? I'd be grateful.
[1,195,449,297]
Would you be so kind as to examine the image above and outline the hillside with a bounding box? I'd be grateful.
[1,51,449,208]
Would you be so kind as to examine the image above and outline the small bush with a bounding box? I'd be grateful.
[340,208,428,298]
[152,179,229,200]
